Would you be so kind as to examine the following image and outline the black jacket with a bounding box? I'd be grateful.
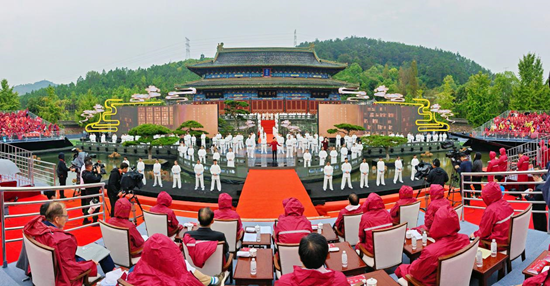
[107,168,122,197]
[82,170,102,194]
[427,167,449,186]
[186,227,229,258]
[56,160,70,178]
[458,160,473,182]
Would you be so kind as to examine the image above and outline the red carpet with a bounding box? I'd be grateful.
[261,120,275,139]
[236,169,319,219]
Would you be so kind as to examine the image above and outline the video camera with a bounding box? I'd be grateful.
[93,161,107,175]
[414,161,433,180]
[443,141,472,168]
[120,168,144,193]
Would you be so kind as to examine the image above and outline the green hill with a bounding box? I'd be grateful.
[14,80,56,95]
[300,37,490,88]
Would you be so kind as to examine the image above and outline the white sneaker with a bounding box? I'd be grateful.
[382,183,385,186]
[210,189,213,191]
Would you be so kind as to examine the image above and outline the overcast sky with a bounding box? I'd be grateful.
[1,0,549,85]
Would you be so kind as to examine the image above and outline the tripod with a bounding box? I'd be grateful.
[416,178,430,212]
[446,169,462,207]
[123,190,144,226]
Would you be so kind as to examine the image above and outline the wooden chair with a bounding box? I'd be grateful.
[357,222,407,270]
[335,213,363,246]
[212,219,242,253]
[274,243,301,279]
[23,233,102,286]
[400,201,421,228]
[399,238,480,286]
[182,240,233,283]
[117,278,134,286]
[99,220,141,268]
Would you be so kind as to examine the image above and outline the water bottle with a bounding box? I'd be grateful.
[476,250,483,267]
[411,235,417,250]
[422,231,427,247]
[250,258,257,275]
[491,239,497,257]
[255,225,261,242]
[342,250,348,268]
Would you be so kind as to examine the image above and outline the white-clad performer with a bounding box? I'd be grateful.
[340,144,348,162]
[323,161,334,191]
[210,160,222,192]
[318,147,328,166]
[172,161,181,189]
[194,160,204,190]
[394,156,403,184]
[152,159,163,187]
[360,158,369,188]
[187,146,195,161]
[410,155,420,181]
[376,157,386,186]
[303,149,312,168]
[330,147,338,165]
[341,158,353,190]
[226,148,235,168]
[137,158,146,185]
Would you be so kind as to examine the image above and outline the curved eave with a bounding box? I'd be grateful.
[176,79,358,90]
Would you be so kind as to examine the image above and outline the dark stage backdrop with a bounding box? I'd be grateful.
[318,103,423,137]
[113,104,218,134]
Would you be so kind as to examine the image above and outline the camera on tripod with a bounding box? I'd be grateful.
[93,161,107,175]
[443,141,472,168]
[414,161,433,180]
[120,168,144,194]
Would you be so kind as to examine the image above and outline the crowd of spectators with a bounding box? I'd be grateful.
[0,109,60,141]
[483,111,550,138]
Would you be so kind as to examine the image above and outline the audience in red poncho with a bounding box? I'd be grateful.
[0,109,59,140]
[483,111,550,138]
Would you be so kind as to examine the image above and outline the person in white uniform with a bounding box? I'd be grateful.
[340,144,348,162]
[433,133,439,142]
[194,160,204,190]
[89,133,96,142]
[393,156,403,184]
[100,134,106,143]
[341,158,353,190]
[172,161,181,189]
[318,147,327,166]
[260,132,267,154]
[112,134,117,143]
[410,155,420,181]
[323,161,334,191]
[226,148,235,168]
[303,149,312,168]
[335,134,341,148]
[178,142,187,159]
[187,146,195,161]
[153,159,163,187]
[210,159,222,191]
[426,133,431,142]
[376,157,386,186]
[122,157,130,167]
[137,158,146,185]
[212,147,221,162]
[330,147,338,165]
[245,135,255,158]
[286,135,294,157]
[198,146,206,164]
[201,133,206,147]
[191,135,197,148]
[360,158,369,188]
[184,133,191,147]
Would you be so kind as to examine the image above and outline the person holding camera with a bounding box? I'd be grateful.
[81,161,103,225]
[107,162,129,217]
[455,155,473,204]
[426,158,449,186]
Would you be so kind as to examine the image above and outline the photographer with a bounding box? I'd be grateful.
[107,162,129,217]
[455,155,473,204]
[81,161,102,225]
[426,158,449,186]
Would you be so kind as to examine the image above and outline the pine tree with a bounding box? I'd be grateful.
[510,53,550,111]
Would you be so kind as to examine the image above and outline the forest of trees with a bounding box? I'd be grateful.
[4,37,548,128]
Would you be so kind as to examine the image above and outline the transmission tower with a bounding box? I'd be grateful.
[294,30,297,47]
[185,37,191,59]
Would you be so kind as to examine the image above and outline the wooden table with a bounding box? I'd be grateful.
[403,237,433,261]
[522,250,548,279]
[234,248,274,285]
[242,233,272,249]
[348,270,400,286]
[315,224,339,243]
[325,242,367,276]
[472,250,507,286]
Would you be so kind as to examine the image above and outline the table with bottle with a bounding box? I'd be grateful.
[324,242,367,276]
[472,239,507,286]
[234,248,274,285]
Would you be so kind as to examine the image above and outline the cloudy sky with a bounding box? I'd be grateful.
[1,0,549,85]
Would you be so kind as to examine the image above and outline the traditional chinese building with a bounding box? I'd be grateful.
[178,44,356,114]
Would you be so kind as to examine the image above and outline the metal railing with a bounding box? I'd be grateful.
[0,183,106,267]
[460,169,549,234]
[32,159,57,186]
[506,134,550,165]
[0,143,34,186]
